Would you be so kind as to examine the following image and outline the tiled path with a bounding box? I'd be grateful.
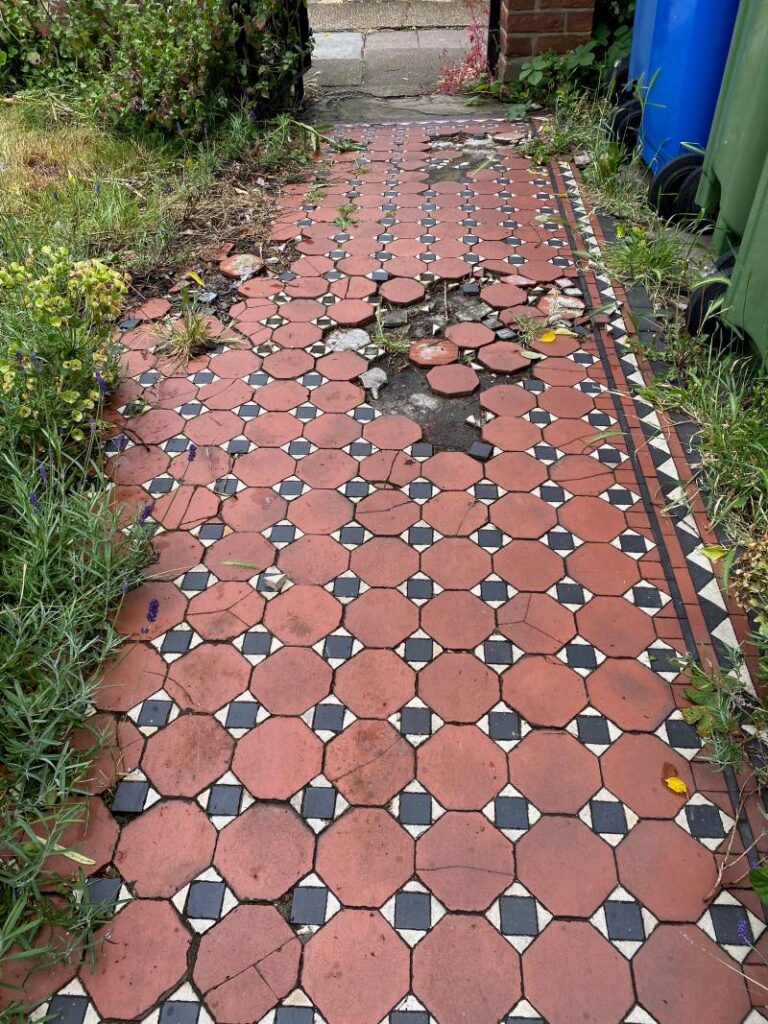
[26,119,768,1024]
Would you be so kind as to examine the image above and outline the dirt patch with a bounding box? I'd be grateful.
[371,354,526,453]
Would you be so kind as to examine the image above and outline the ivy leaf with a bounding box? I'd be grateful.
[520,349,545,361]
[750,867,768,903]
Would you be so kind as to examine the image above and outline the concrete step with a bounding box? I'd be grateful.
[308,0,473,32]
[310,27,472,97]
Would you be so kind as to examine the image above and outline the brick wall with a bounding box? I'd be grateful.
[497,0,596,80]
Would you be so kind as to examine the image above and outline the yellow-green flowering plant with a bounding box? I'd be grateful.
[0,247,127,447]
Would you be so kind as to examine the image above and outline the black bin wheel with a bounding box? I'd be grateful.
[609,98,641,149]
[686,250,739,349]
[650,153,704,221]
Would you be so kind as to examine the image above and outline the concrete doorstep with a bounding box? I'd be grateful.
[310,27,473,96]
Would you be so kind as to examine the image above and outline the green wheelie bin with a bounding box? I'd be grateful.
[719,158,768,364]
[696,0,768,254]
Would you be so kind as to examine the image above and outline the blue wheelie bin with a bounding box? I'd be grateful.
[612,0,741,219]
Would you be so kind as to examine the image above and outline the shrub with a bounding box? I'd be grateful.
[0,0,311,136]
[0,247,126,446]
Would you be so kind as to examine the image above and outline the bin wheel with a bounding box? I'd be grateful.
[686,263,739,350]
[649,153,704,221]
[609,98,641,149]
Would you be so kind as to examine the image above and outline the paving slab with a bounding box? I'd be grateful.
[29,112,766,1024]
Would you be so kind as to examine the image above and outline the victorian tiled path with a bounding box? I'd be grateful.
[26,119,768,1023]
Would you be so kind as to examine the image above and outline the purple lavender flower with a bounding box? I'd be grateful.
[737,916,751,945]
[138,504,153,525]
[38,463,48,485]
[95,370,107,395]
[30,492,40,513]
[187,443,197,463]
[146,598,160,624]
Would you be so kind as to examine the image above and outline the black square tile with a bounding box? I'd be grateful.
[313,703,345,733]
[709,904,751,945]
[302,785,336,821]
[198,523,225,541]
[186,880,225,919]
[408,526,434,546]
[225,701,261,730]
[685,802,726,840]
[499,895,539,936]
[494,795,530,830]
[181,570,210,591]
[403,637,434,664]
[324,633,355,660]
[604,900,645,942]
[241,631,273,657]
[47,996,90,1024]
[269,524,298,544]
[158,1002,201,1024]
[85,876,121,906]
[291,886,328,926]
[400,706,432,736]
[488,710,520,742]
[406,578,434,601]
[275,1008,315,1024]
[339,525,366,545]
[408,481,434,500]
[476,528,504,549]
[398,791,432,826]
[480,579,508,603]
[482,639,514,667]
[590,800,628,835]
[665,718,701,751]
[563,643,598,670]
[160,630,194,655]
[394,891,431,931]
[576,715,611,746]
[468,440,493,462]
[111,780,149,814]
[344,480,370,498]
[207,784,242,817]
[278,478,304,497]
[333,577,361,599]
[137,699,172,728]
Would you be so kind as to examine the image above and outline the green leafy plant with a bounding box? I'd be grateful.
[1,0,311,137]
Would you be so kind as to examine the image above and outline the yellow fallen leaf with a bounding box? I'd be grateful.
[664,775,689,795]
[554,327,578,336]
[186,270,205,288]
[538,330,557,343]
[701,544,729,562]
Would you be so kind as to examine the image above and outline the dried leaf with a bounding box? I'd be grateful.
[663,775,689,795]
[186,270,205,288]
[521,349,546,361]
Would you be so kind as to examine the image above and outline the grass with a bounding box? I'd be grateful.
[0,92,321,1020]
